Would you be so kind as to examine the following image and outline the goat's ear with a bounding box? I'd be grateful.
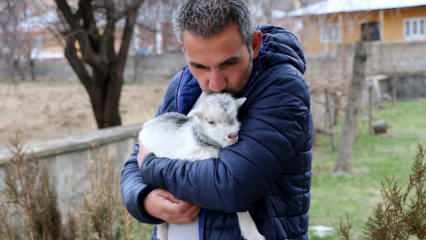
[236,97,247,108]
[192,92,208,110]
[188,109,203,120]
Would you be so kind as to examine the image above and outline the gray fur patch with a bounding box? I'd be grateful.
[157,112,189,127]
[192,124,222,149]
[218,98,231,113]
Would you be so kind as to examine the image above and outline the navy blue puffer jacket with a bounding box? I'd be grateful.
[121,25,313,240]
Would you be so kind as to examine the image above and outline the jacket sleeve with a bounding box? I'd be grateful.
[120,71,182,223]
[141,73,313,213]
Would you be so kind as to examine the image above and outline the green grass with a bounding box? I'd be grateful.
[309,99,426,239]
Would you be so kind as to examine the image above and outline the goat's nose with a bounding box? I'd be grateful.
[227,133,239,144]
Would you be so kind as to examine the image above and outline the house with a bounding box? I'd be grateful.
[18,11,64,60]
[286,0,426,56]
[10,2,181,61]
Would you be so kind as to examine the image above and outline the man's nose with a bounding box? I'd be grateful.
[208,69,226,92]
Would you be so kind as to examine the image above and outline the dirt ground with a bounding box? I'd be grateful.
[0,82,167,147]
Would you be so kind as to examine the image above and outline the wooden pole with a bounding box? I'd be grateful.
[368,82,373,134]
[325,88,336,151]
[334,42,368,173]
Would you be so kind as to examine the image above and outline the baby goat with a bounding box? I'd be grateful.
[139,93,264,240]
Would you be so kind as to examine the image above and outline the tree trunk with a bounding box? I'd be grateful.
[29,59,36,81]
[104,66,123,128]
[80,66,123,129]
[334,42,367,173]
[64,39,123,129]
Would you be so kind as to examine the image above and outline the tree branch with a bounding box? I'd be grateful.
[117,2,143,75]
[100,0,117,61]
[64,36,92,92]
[55,0,105,71]
[77,0,98,36]
[114,0,145,21]
[54,0,79,29]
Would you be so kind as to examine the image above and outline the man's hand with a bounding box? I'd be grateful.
[144,189,200,224]
[139,145,200,223]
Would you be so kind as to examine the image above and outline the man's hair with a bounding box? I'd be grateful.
[173,0,254,46]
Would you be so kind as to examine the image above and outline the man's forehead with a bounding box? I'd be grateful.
[182,26,245,50]
[183,36,245,67]
[182,23,243,41]
[188,53,242,68]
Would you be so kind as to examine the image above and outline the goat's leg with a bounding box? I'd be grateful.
[237,212,265,240]
[157,223,168,240]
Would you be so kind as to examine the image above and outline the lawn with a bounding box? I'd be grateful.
[309,99,426,239]
[135,99,426,240]
[2,80,424,239]
[0,81,166,146]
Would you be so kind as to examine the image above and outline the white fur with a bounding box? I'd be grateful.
[139,93,264,240]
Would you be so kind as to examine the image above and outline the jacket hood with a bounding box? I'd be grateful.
[256,25,306,74]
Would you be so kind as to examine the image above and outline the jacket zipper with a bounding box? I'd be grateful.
[198,209,205,240]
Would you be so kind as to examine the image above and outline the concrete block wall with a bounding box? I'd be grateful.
[305,42,426,90]
[306,42,426,131]
[0,124,140,218]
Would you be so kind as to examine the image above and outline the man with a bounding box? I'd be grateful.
[121,0,313,239]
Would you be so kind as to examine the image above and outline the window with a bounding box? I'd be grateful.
[361,22,381,41]
[320,24,341,43]
[404,18,426,40]
[405,21,410,36]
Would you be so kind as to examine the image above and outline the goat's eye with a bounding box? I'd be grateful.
[208,120,216,125]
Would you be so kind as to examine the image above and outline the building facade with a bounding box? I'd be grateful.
[286,0,426,56]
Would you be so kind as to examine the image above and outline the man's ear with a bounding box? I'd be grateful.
[251,31,263,59]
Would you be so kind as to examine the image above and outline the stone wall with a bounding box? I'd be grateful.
[306,41,426,91]
[306,42,426,131]
[0,124,140,218]
[129,51,185,82]
[0,51,186,83]
[4,41,425,92]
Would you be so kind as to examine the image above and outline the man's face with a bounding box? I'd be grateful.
[182,24,261,94]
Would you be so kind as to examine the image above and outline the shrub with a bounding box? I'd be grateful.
[0,134,149,240]
[339,145,426,240]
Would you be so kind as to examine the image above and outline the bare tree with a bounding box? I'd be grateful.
[49,0,144,128]
[0,0,35,82]
[50,0,181,128]
[247,0,274,24]
[262,0,273,24]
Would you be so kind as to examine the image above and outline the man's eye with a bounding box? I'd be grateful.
[221,59,239,67]
[224,59,238,65]
[208,120,216,125]
[192,64,209,70]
